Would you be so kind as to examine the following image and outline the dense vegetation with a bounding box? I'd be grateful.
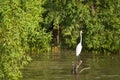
[0,0,51,79]
[0,0,120,80]
[44,0,120,54]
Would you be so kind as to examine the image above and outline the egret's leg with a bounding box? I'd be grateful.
[77,56,79,62]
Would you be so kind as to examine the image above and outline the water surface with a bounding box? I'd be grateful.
[22,50,120,80]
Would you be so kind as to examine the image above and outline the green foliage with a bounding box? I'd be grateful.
[83,0,120,54]
[0,0,51,80]
[27,28,52,53]
[44,0,120,54]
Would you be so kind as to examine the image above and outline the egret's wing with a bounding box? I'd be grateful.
[76,43,82,56]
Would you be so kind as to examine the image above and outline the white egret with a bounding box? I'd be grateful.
[76,31,83,59]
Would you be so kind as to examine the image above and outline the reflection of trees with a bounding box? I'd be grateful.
[86,55,120,78]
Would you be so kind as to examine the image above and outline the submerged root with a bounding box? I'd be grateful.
[72,60,90,75]
[79,67,91,73]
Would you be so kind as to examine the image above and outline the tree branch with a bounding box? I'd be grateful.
[79,67,91,73]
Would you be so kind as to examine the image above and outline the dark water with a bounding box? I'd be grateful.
[21,50,120,80]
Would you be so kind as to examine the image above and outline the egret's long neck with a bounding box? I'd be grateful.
[80,33,82,44]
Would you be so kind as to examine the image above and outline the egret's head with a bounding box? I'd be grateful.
[80,31,83,34]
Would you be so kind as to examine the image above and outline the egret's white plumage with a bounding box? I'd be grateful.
[76,43,82,56]
[76,31,82,56]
